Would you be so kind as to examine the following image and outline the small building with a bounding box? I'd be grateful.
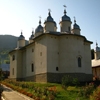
[9,8,93,83]
[92,43,100,80]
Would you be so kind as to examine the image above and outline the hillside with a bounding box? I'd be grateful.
[0,35,28,51]
[0,35,28,64]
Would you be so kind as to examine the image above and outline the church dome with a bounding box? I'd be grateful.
[60,9,71,22]
[18,31,25,40]
[44,10,56,26]
[29,30,34,40]
[73,23,80,29]
[35,20,43,33]
[73,17,80,29]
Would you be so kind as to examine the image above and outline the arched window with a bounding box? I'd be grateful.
[56,67,59,71]
[12,55,15,61]
[31,63,34,72]
[68,26,70,31]
[78,57,81,67]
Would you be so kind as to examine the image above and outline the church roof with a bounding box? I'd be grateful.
[44,10,56,26]
[35,20,43,33]
[18,31,25,40]
[73,17,80,29]
[60,9,71,22]
[73,23,80,29]
[92,59,100,67]
[29,30,34,40]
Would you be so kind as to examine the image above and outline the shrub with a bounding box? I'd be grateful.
[78,82,95,98]
[90,85,100,100]
[62,75,79,89]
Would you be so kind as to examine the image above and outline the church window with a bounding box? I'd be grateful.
[32,49,34,52]
[66,37,68,39]
[68,27,70,31]
[56,67,59,71]
[31,63,34,72]
[12,68,14,75]
[78,57,82,67]
[12,55,15,61]
[40,52,42,56]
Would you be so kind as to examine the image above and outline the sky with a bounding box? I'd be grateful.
[0,0,100,49]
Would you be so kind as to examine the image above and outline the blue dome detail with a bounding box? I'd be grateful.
[60,9,71,22]
[29,31,34,40]
[35,25,43,33]
[35,19,43,33]
[44,11,57,26]
[73,23,80,29]
[18,32,25,40]
[73,17,80,29]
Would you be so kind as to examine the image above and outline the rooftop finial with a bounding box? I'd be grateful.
[39,16,41,25]
[32,28,34,34]
[21,30,23,35]
[63,5,67,15]
[74,16,76,24]
[48,9,51,16]
[96,41,98,47]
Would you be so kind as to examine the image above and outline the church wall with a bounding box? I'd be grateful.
[34,35,47,74]
[44,22,55,32]
[72,29,80,35]
[17,50,23,78]
[84,42,92,74]
[60,21,71,32]
[22,50,26,78]
[25,44,35,77]
[17,40,25,48]
[9,51,17,79]
[46,34,59,73]
[94,51,100,60]
[59,35,85,73]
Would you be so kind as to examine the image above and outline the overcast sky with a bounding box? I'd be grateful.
[0,0,100,49]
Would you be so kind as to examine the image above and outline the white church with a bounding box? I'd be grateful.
[9,7,93,83]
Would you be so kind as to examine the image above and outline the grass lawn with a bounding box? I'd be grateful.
[1,79,93,100]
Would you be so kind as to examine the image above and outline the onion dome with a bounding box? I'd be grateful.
[96,42,100,52]
[18,31,25,40]
[29,30,34,40]
[44,9,56,25]
[60,8,71,22]
[73,17,80,29]
[35,19,43,33]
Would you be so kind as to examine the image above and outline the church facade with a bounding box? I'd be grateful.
[9,8,93,82]
[92,43,100,80]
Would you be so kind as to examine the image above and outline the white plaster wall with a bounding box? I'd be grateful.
[72,29,80,35]
[84,43,92,74]
[17,40,25,48]
[17,51,23,78]
[59,21,71,32]
[46,35,59,73]
[34,35,47,74]
[26,44,35,77]
[44,22,56,32]
[9,51,17,78]
[22,50,26,78]
[59,35,86,73]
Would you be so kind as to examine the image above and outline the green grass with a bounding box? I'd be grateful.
[2,80,91,100]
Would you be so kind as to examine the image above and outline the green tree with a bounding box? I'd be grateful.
[0,68,3,81]
[91,49,94,59]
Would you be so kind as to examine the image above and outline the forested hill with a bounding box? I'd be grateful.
[0,35,28,64]
[0,35,28,51]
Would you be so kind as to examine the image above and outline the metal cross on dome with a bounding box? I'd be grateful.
[48,9,51,13]
[39,16,41,20]
[74,16,76,23]
[63,5,67,9]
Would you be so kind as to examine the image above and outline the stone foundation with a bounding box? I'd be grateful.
[10,73,93,83]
